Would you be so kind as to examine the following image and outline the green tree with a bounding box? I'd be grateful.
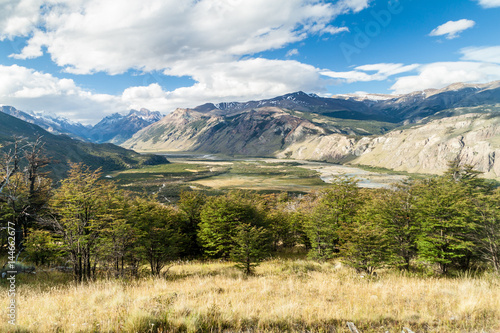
[338,190,395,274]
[177,190,206,258]
[96,191,141,277]
[230,223,270,275]
[305,177,361,261]
[132,198,186,276]
[24,229,62,266]
[377,183,418,270]
[47,163,113,281]
[198,192,262,258]
[414,177,477,274]
[251,193,299,251]
[444,159,491,193]
[472,190,500,272]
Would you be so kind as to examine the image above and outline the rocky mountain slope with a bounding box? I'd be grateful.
[124,107,332,155]
[337,80,500,122]
[278,105,500,177]
[123,81,500,179]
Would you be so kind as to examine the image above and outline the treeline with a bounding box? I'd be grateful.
[1,142,499,280]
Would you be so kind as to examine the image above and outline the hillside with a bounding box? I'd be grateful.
[0,112,168,179]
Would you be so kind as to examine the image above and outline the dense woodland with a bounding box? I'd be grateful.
[1,139,500,281]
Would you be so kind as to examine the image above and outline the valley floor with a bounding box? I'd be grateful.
[1,259,499,333]
[109,155,409,198]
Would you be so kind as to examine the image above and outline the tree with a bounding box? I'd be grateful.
[338,190,395,274]
[413,177,477,274]
[472,190,500,272]
[305,177,361,261]
[24,229,62,267]
[0,140,20,194]
[250,193,298,251]
[132,198,186,276]
[230,223,270,275]
[0,138,51,254]
[95,191,141,277]
[46,163,112,281]
[377,183,418,270]
[177,190,206,258]
[444,158,493,196]
[198,192,263,258]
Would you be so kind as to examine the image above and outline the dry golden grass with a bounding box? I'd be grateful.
[1,260,499,332]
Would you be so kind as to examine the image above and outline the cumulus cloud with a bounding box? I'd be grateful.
[429,19,476,39]
[0,0,44,40]
[11,0,360,75]
[461,46,500,63]
[476,0,500,8]
[0,58,327,124]
[321,63,419,83]
[0,64,124,124]
[164,58,326,106]
[390,61,500,94]
[0,0,372,122]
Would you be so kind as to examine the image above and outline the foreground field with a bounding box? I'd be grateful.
[2,260,499,333]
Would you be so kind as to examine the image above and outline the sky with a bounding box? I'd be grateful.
[0,0,500,124]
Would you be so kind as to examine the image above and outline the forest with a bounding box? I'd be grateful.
[1,139,499,280]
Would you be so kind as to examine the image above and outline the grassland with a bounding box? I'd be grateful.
[107,158,329,198]
[1,259,499,333]
[107,157,412,199]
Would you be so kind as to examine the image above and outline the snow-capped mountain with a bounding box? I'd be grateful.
[0,106,91,140]
[86,108,163,144]
[0,106,163,144]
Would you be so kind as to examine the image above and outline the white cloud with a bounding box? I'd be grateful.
[429,19,476,39]
[335,0,371,13]
[165,59,326,104]
[11,0,360,75]
[1,0,372,123]
[390,61,500,94]
[0,64,124,124]
[476,0,500,8]
[286,49,299,57]
[461,46,500,63]
[321,63,419,83]
[0,0,44,40]
[0,58,327,124]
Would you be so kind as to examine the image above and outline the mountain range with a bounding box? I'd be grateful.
[0,111,168,179]
[0,106,162,144]
[4,80,500,179]
[122,81,500,179]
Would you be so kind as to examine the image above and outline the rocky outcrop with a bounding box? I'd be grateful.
[351,112,500,178]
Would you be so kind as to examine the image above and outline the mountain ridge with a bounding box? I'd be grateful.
[0,111,168,179]
[0,106,163,145]
[123,81,500,179]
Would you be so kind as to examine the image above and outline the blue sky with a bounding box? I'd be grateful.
[0,0,499,124]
